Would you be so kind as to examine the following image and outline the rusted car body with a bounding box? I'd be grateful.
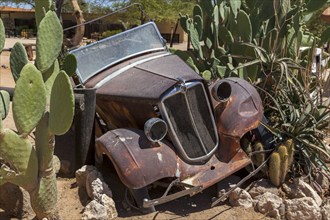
[71,22,263,210]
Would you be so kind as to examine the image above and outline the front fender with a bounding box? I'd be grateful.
[211,77,263,138]
[96,128,178,189]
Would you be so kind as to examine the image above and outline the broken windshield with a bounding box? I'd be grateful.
[71,22,166,84]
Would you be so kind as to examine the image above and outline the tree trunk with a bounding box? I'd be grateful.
[68,0,85,47]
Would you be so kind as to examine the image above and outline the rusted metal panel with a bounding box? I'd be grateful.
[97,127,251,190]
[96,128,178,189]
[210,77,263,138]
[135,55,203,81]
[96,99,157,130]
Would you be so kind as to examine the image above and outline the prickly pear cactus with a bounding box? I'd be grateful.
[10,42,29,82]
[0,2,75,219]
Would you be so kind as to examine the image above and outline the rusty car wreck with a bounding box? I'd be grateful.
[70,22,263,212]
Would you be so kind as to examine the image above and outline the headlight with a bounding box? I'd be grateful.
[144,118,168,142]
[211,81,231,102]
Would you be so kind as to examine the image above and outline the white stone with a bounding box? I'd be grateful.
[75,165,98,188]
[86,170,113,201]
[255,192,283,219]
[229,188,253,208]
[285,197,322,220]
[282,178,322,206]
[100,194,118,219]
[247,178,279,198]
[82,200,108,220]
[321,203,330,220]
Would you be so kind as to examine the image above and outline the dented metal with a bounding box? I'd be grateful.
[74,22,264,209]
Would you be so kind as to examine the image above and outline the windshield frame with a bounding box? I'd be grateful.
[70,22,167,84]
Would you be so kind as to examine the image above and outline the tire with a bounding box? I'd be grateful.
[129,187,156,214]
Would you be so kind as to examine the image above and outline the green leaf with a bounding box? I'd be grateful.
[0,90,10,120]
[228,0,241,18]
[219,25,234,44]
[49,71,74,135]
[62,54,77,77]
[13,64,47,134]
[193,4,203,18]
[202,70,212,80]
[194,15,203,41]
[10,42,29,82]
[320,27,330,46]
[305,0,328,13]
[36,11,63,73]
[237,10,252,42]
[35,0,52,28]
[0,19,5,52]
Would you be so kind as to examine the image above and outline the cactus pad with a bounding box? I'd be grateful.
[62,54,77,77]
[0,129,38,185]
[35,0,51,27]
[0,19,5,52]
[13,64,47,134]
[36,11,63,73]
[0,90,10,120]
[237,10,252,42]
[43,60,59,107]
[49,71,74,135]
[10,42,29,82]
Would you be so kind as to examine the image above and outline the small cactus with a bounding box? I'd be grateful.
[269,152,281,187]
[278,145,289,183]
[268,141,295,187]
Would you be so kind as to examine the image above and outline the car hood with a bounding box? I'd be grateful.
[92,53,203,103]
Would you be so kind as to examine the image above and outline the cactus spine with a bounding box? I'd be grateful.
[269,152,281,187]
[0,2,75,219]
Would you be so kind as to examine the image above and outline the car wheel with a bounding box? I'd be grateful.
[126,187,156,214]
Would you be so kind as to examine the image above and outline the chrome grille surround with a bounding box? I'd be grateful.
[159,81,219,163]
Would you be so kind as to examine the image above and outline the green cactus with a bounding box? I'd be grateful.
[269,152,281,187]
[0,19,4,52]
[0,90,10,120]
[62,54,77,77]
[35,0,51,27]
[237,10,252,42]
[285,139,295,166]
[252,142,265,167]
[10,42,29,82]
[278,145,289,183]
[0,2,75,218]
[49,71,74,135]
[268,143,293,187]
[36,11,63,73]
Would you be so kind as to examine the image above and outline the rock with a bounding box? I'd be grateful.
[52,155,61,174]
[229,188,253,208]
[247,178,280,198]
[75,165,98,188]
[100,194,118,219]
[255,192,283,219]
[217,175,241,197]
[82,200,108,220]
[285,197,322,220]
[321,203,330,220]
[86,170,113,200]
[282,178,322,206]
[0,183,35,219]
